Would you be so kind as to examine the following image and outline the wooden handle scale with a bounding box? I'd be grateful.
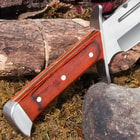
[3,30,103,136]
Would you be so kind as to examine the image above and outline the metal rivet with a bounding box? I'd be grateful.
[124,55,127,59]
[36,97,42,102]
[89,52,94,58]
[61,75,66,81]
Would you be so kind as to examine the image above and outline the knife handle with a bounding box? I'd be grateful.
[11,30,103,121]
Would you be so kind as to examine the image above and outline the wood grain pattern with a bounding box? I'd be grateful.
[11,30,103,121]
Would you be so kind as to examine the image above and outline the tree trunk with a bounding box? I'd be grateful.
[0,18,139,77]
[0,18,90,77]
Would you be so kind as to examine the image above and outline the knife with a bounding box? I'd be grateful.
[3,0,140,136]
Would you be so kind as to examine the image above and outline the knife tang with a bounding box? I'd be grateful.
[11,30,103,121]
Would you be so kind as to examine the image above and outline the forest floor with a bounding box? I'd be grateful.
[0,65,139,140]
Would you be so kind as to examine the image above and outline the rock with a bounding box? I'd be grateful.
[82,82,140,140]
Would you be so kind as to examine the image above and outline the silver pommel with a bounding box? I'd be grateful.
[3,100,32,137]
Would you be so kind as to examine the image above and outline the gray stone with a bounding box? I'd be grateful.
[83,82,140,140]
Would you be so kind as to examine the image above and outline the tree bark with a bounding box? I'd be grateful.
[0,18,90,77]
[0,0,47,8]
[0,18,139,77]
[0,0,22,8]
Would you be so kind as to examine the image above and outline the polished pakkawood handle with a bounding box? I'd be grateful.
[11,30,103,121]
